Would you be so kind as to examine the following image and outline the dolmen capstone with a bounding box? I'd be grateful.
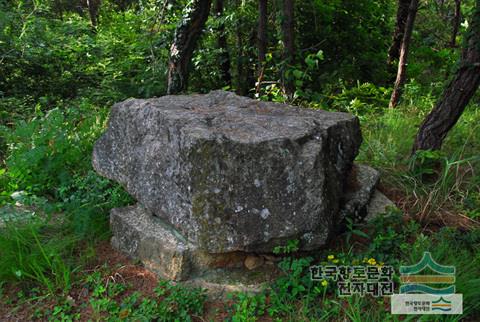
[92,90,390,286]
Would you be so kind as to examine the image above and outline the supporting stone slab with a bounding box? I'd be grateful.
[340,164,380,222]
[111,204,280,285]
[111,205,194,280]
[183,268,276,299]
[365,190,398,222]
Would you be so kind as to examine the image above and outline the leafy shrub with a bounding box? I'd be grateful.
[0,99,131,289]
[59,170,133,238]
[1,101,106,198]
[409,149,445,180]
[229,293,266,322]
[154,281,207,321]
[363,208,420,265]
[326,81,390,116]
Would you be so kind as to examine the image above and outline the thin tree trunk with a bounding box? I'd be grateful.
[413,0,480,152]
[167,0,212,94]
[388,0,411,64]
[449,0,462,47]
[52,0,64,19]
[247,28,257,92]
[215,0,231,86]
[389,0,419,108]
[281,0,295,98]
[258,0,267,67]
[86,0,101,29]
[256,0,267,93]
[235,0,250,95]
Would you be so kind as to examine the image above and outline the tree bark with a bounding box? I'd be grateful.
[388,0,411,65]
[52,0,64,19]
[389,0,419,108]
[167,0,212,95]
[256,0,268,93]
[234,0,253,95]
[215,0,231,86]
[449,0,462,47]
[258,0,267,67]
[281,0,295,98]
[86,0,101,29]
[413,0,480,152]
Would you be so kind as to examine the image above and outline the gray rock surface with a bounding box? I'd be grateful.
[111,204,275,281]
[110,204,193,280]
[339,164,380,223]
[94,90,362,252]
[0,204,36,228]
[364,190,397,222]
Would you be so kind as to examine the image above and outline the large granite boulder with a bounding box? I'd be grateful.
[93,90,362,253]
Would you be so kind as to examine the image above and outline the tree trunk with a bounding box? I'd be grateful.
[247,28,257,93]
[234,0,251,95]
[167,0,212,95]
[388,0,411,65]
[52,0,64,19]
[258,0,267,67]
[86,0,101,29]
[256,0,267,93]
[449,0,462,47]
[281,0,295,98]
[389,0,419,108]
[413,0,480,152]
[215,0,231,86]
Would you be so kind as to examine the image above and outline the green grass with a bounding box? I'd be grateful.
[0,218,78,295]
[358,99,480,223]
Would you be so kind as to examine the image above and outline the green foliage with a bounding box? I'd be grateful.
[463,190,480,219]
[154,280,207,321]
[267,240,317,319]
[58,170,133,238]
[229,293,266,322]
[0,3,170,103]
[297,0,393,86]
[30,277,206,321]
[273,239,300,255]
[1,106,105,196]
[326,81,391,117]
[363,208,420,265]
[409,149,445,179]
[356,89,480,221]
[267,255,315,319]
[344,216,370,245]
[0,98,131,289]
[0,219,78,294]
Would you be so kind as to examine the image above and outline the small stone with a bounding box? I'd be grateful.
[244,255,265,270]
[0,204,35,228]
